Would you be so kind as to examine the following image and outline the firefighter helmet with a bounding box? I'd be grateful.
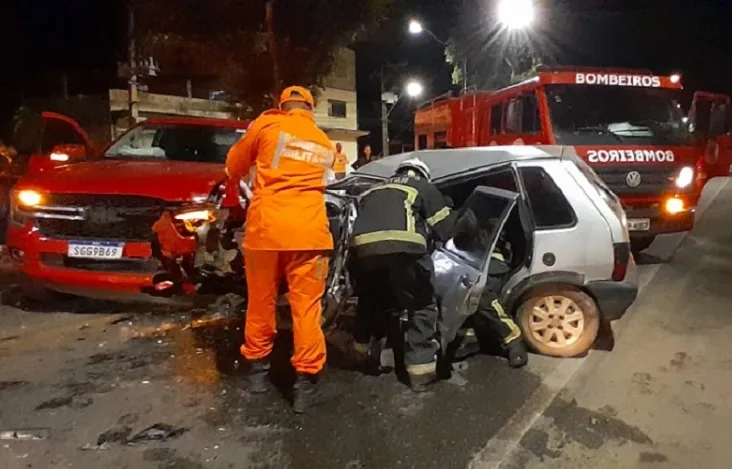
[396,157,432,181]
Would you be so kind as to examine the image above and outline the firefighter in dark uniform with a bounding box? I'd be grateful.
[349,157,458,392]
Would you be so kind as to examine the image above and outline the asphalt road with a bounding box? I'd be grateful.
[0,178,728,469]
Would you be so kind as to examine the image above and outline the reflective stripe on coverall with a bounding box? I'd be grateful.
[226,106,335,375]
[472,251,522,346]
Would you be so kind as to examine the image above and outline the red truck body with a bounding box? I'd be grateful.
[414,66,721,246]
[6,115,248,301]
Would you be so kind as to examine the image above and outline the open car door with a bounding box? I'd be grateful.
[21,111,94,175]
[432,186,519,350]
[689,91,732,180]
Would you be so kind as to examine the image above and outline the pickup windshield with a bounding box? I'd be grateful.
[546,85,692,146]
[105,123,245,163]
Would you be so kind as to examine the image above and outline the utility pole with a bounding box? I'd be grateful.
[380,65,390,158]
[127,4,138,125]
[265,0,281,104]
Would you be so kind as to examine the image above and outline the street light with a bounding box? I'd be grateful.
[406,80,424,98]
[497,0,536,30]
[408,19,424,35]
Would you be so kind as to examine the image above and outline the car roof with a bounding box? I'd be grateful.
[353,145,577,182]
[141,116,250,129]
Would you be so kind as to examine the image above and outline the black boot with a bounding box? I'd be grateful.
[507,341,528,368]
[292,373,325,414]
[246,359,271,394]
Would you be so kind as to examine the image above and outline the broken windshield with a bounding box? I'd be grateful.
[546,85,692,146]
[105,123,245,163]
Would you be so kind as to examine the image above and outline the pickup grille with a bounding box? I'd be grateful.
[36,194,168,242]
[593,166,677,196]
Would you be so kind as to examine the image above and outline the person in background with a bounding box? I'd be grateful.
[353,144,372,170]
[333,143,350,180]
[225,85,335,414]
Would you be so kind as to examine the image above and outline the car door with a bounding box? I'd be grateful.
[26,112,94,174]
[689,91,732,179]
[432,186,519,348]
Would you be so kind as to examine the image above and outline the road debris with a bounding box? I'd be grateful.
[97,426,133,445]
[0,429,49,441]
[127,424,188,444]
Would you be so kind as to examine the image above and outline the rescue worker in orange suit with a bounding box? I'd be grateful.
[333,143,350,180]
[348,158,458,392]
[225,86,336,414]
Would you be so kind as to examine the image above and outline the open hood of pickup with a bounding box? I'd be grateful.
[16,159,225,203]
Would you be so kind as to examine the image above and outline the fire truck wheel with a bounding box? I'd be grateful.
[517,286,600,358]
[631,237,656,254]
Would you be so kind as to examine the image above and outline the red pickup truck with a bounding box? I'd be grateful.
[6,115,248,302]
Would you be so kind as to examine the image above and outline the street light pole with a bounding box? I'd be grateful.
[127,5,138,124]
[408,20,468,93]
[380,66,390,157]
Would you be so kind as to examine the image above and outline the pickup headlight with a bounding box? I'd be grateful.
[173,208,216,233]
[675,166,694,189]
[17,190,43,208]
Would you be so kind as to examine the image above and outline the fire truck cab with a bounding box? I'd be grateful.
[415,66,703,252]
[689,91,732,181]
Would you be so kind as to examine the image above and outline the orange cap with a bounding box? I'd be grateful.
[279,86,315,108]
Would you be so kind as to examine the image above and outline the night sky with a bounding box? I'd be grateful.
[1,0,731,149]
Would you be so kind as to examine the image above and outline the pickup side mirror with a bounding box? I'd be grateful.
[50,143,87,162]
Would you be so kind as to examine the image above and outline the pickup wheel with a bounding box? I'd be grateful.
[631,236,655,254]
[516,287,600,358]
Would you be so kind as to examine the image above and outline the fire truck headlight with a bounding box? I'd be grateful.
[675,166,694,188]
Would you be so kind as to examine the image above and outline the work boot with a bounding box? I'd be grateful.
[408,371,437,393]
[292,373,326,414]
[507,341,528,369]
[246,359,271,394]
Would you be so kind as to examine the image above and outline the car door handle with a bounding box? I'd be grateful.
[459,275,473,288]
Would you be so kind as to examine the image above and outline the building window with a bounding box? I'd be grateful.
[328,100,347,118]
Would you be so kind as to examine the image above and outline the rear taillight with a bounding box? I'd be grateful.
[612,242,630,281]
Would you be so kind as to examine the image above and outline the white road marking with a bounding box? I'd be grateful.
[468,177,730,469]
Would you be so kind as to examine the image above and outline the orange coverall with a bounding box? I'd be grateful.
[226,108,335,375]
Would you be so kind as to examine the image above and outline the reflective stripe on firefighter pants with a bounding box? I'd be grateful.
[240,249,328,374]
[473,275,522,345]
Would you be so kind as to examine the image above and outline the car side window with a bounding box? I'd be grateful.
[519,166,576,229]
[442,168,518,208]
[41,118,85,153]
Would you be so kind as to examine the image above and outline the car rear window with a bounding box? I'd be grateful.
[519,166,576,229]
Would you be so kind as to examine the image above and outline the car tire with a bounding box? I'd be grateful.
[20,279,55,304]
[631,236,655,254]
[516,286,600,358]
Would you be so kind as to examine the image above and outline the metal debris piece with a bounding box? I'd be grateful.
[36,396,73,410]
[97,426,132,446]
[0,429,49,440]
[80,443,110,451]
[127,424,188,444]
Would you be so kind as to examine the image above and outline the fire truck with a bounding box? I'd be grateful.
[414,66,729,252]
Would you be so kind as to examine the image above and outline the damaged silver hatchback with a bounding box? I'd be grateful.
[333,145,639,357]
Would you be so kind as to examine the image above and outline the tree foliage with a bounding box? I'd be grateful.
[444,0,547,91]
[132,0,394,116]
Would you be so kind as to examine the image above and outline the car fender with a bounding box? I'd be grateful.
[502,270,586,313]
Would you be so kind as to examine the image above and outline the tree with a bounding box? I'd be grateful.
[444,0,547,91]
[131,0,394,116]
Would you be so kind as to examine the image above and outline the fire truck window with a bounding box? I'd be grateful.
[417,134,428,150]
[490,103,503,135]
[41,118,85,153]
[693,101,712,135]
[520,94,541,133]
[505,99,522,134]
[520,166,576,229]
[434,131,448,149]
